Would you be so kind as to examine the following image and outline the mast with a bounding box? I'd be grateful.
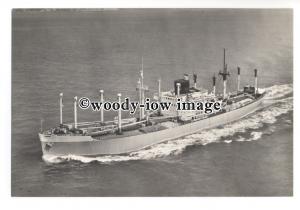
[176,82,181,118]
[99,90,104,123]
[193,73,197,88]
[59,92,63,125]
[136,57,149,120]
[219,48,230,98]
[237,67,241,92]
[40,119,44,133]
[176,83,181,98]
[140,56,145,119]
[74,96,78,129]
[117,93,122,134]
[212,74,216,95]
[137,79,142,120]
[158,78,161,99]
[254,69,258,95]
[158,78,161,115]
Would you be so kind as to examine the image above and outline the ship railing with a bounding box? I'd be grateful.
[86,120,148,137]
[64,120,119,129]
[244,93,255,100]
[122,120,147,128]
[81,124,115,131]
[149,115,176,120]
[64,120,106,128]
[88,127,117,136]
[65,118,138,128]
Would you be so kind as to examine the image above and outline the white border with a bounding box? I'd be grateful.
[1,1,299,210]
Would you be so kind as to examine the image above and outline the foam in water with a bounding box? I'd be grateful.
[43,84,293,164]
[224,140,233,144]
[263,84,293,99]
[250,131,263,141]
[235,136,246,142]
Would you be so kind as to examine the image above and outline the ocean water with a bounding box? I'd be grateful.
[12,9,293,196]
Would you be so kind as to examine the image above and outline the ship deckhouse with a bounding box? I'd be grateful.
[156,74,219,119]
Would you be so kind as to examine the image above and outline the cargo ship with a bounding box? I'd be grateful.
[39,49,266,156]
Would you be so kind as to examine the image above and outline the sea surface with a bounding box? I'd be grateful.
[12,9,293,196]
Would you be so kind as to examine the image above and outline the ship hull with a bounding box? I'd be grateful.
[39,95,265,156]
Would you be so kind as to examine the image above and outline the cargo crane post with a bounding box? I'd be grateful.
[219,48,230,98]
